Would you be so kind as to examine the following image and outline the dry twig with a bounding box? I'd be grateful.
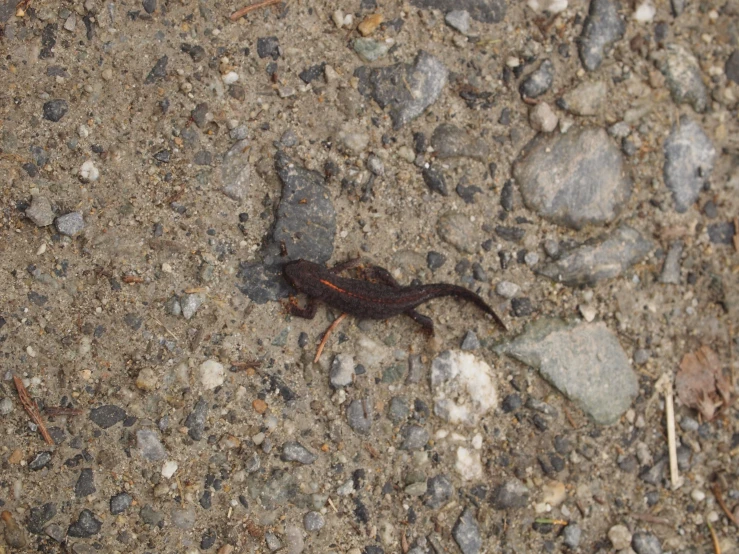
[656,373,682,489]
[631,512,672,526]
[313,313,347,363]
[44,406,83,417]
[230,0,281,21]
[15,0,32,16]
[13,375,54,445]
[708,521,721,554]
[712,483,739,528]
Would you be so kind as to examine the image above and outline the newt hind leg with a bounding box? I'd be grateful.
[405,309,435,335]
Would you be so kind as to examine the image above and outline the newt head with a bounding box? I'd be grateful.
[282,259,322,292]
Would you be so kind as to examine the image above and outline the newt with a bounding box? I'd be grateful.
[283,258,506,334]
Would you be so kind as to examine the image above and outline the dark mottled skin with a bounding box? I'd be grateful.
[283,259,506,333]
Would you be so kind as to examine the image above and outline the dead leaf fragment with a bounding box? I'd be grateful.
[675,346,731,421]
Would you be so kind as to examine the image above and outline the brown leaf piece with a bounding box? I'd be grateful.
[675,346,731,421]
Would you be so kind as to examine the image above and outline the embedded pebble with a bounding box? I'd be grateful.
[55,212,85,236]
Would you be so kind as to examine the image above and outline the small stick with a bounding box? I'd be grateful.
[313,313,347,363]
[44,406,83,417]
[401,530,409,554]
[151,316,180,342]
[733,216,739,253]
[708,521,721,554]
[13,375,54,445]
[534,518,569,525]
[327,497,338,513]
[563,406,579,429]
[712,483,739,527]
[230,360,263,371]
[631,512,672,526]
[363,442,380,459]
[230,0,281,21]
[656,374,682,489]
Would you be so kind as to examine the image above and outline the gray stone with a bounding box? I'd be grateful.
[536,225,654,286]
[28,451,52,470]
[437,212,480,253]
[562,524,582,548]
[284,524,305,554]
[496,319,638,425]
[460,330,480,351]
[346,398,372,434]
[89,405,126,429]
[657,44,708,112]
[422,165,449,196]
[708,222,736,245]
[659,241,683,284]
[184,397,208,441]
[180,293,204,320]
[25,196,55,227]
[579,0,625,71]
[353,38,391,62]
[558,80,606,116]
[67,510,102,538]
[27,503,56,534]
[221,139,251,201]
[671,0,685,15]
[495,281,520,298]
[430,123,490,162]
[0,396,13,415]
[110,493,132,514]
[520,59,554,99]
[171,506,196,529]
[75,468,96,497]
[55,211,84,236]
[43,99,69,122]
[329,354,354,388]
[445,10,470,34]
[400,425,429,450]
[726,50,739,84]
[632,532,663,554]
[44,523,65,543]
[663,116,716,213]
[136,428,167,461]
[139,505,163,527]
[425,474,454,508]
[514,127,630,230]
[144,56,168,84]
[281,441,318,464]
[265,532,283,551]
[410,0,506,23]
[303,511,325,532]
[491,479,529,509]
[355,50,448,129]
[387,396,410,423]
[452,508,481,554]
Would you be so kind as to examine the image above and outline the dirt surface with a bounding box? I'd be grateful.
[1,0,739,553]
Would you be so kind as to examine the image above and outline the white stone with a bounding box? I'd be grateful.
[529,102,558,133]
[608,525,632,550]
[222,71,239,85]
[162,460,178,478]
[541,481,566,506]
[199,359,225,390]
[633,1,656,22]
[579,304,597,322]
[496,281,520,299]
[431,350,497,426]
[527,0,568,13]
[455,446,483,480]
[691,489,706,502]
[79,160,100,182]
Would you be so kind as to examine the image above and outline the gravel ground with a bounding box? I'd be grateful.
[1,0,739,553]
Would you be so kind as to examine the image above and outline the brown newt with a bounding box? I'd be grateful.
[283,258,506,334]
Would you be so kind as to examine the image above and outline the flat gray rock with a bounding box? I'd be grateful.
[25,195,55,227]
[355,50,448,129]
[431,123,490,162]
[579,0,625,71]
[496,319,638,425]
[657,44,708,113]
[536,225,654,286]
[452,507,481,554]
[663,116,716,213]
[513,127,631,230]
[237,152,336,303]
